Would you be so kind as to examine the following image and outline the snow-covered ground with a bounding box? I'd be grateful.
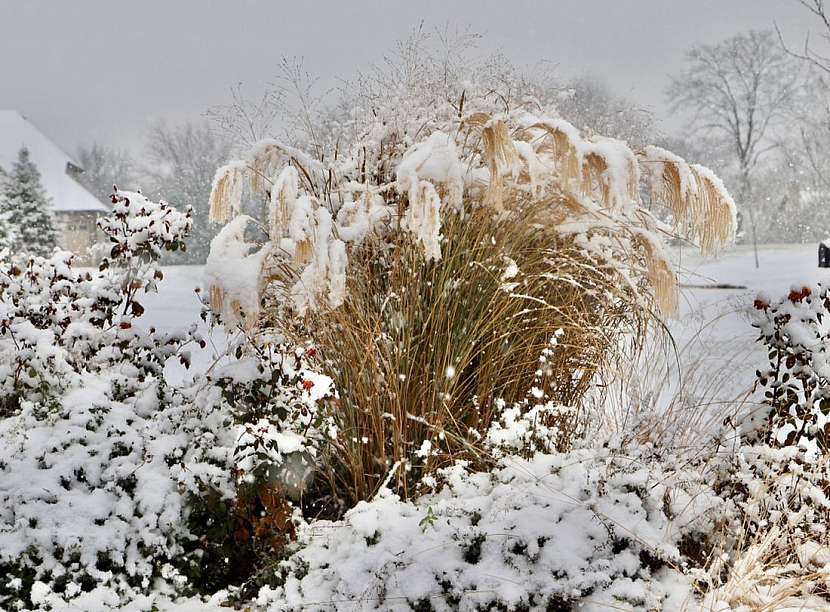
[654,243,830,434]
[135,265,230,383]
[678,243,826,294]
[675,243,827,371]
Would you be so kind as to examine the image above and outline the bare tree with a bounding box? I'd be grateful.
[778,74,830,192]
[75,143,134,203]
[556,75,657,149]
[777,0,830,74]
[777,1,830,192]
[668,30,802,267]
[144,121,232,263]
[206,83,280,148]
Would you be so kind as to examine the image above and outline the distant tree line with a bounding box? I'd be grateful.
[76,5,830,270]
[667,8,830,260]
[77,71,662,265]
[76,121,232,265]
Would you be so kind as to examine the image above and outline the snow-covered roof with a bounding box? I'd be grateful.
[0,110,108,213]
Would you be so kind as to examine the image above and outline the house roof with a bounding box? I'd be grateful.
[0,110,108,213]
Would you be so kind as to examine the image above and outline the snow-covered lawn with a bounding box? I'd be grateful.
[133,265,229,383]
[677,243,827,332]
[657,243,830,427]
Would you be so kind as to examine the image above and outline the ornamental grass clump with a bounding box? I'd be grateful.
[306,206,650,502]
[205,62,736,507]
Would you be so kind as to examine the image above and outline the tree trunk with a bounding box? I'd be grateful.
[747,206,760,269]
[739,171,759,269]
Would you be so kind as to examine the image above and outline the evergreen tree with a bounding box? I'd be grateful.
[0,211,17,255]
[0,168,14,255]
[0,148,60,257]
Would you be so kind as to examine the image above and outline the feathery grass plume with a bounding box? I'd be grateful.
[208,284,225,317]
[691,163,738,254]
[247,140,324,194]
[581,151,611,205]
[580,137,640,209]
[209,161,247,224]
[404,131,465,211]
[640,146,737,255]
[479,118,521,210]
[633,231,678,315]
[269,166,299,245]
[512,137,545,197]
[249,142,285,195]
[525,120,583,194]
[290,195,318,266]
[403,179,442,260]
[205,214,269,327]
[641,146,692,221]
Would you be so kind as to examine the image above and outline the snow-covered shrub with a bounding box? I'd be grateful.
[98,188,191,268]
[687,283,830,608]
[255,447,731,611]
[208,343,336,486]
[484,399,578,458]
[174,339,339,598]
[0,376,198,609]
[716,444,830,542]
[697,442,830,608]
[0,189,195,417]
[751,283,830,456]
[0,190,222,609]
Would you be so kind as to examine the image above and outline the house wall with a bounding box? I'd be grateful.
[55,211,100,265]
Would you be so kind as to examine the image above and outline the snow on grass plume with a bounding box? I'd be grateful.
[205,97,736,323]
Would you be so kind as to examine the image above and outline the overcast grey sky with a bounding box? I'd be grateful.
[0,1,821,155]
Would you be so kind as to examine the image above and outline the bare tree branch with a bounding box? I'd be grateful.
[668,30,802,266]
